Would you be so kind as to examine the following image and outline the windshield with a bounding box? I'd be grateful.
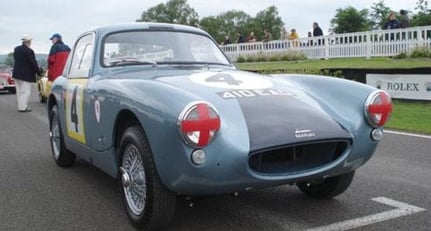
[102,31,231,67]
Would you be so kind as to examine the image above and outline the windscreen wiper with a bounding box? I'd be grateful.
[108,58,157,67]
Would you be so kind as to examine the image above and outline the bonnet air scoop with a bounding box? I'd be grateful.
[236,93,351,152]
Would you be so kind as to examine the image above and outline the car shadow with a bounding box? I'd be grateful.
[68,158,351,231]
[0,90,13,95]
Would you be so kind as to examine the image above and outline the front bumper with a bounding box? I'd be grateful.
[0,85,15,92]
[157,133,378,196]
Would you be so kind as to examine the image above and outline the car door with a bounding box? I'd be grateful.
[62,33,95,160]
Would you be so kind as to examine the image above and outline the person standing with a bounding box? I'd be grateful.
[263,29,273,42]
[280,27,288,48]
[312,22,323,36]
[47,33,70,82]
[247,32,256,42]
[399,10,409,28]
[280,27,288,40]
[383,12,400,41]
[399,10,410,41]
[313,22,324,45]
[12,35,42,112]
[223,35,231,45]
[383,12,400,30]
[287,28,299,47]
[236,30,245,44]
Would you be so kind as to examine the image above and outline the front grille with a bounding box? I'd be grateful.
[249,140,350,174]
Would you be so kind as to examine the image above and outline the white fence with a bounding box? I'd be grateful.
[221,25,431,61]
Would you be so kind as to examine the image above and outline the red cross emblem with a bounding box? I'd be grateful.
[368,92,393,126]
[181,103,220,147]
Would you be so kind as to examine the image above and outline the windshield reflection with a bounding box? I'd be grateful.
[103,31,231,67]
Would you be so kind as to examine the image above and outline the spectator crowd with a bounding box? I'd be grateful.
[221,9,410,46]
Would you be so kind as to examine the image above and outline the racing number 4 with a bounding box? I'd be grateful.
[65,80,87,144]
[206,73,242,86]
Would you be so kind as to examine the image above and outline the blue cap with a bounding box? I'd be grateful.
[49,33,62,40]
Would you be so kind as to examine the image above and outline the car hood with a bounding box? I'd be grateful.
[155,69,352,151]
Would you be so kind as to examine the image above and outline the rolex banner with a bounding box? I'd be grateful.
[366,74,431,101]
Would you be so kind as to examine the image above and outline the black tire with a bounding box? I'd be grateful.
[49,105,76,167]
[119,125,176,230]
[9,88,16,94]
[39,93,47,103]
[297,171,355,199]
[38,84,46,103]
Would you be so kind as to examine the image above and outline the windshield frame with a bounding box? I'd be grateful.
[100,29,233,68]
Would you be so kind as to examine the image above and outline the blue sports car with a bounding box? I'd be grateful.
[47,22,393,230]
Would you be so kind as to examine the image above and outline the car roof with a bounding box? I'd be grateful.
[86,22,209,37]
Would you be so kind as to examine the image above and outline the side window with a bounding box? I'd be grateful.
[69,34,94,78]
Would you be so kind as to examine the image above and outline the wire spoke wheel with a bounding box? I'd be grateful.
[121,144,146,215]
[50,117,61,159]
[49,105,76,167]
[118,125,176,230]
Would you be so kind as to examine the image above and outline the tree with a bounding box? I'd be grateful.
[411,12,431,26]
[137,2,283,43]
[199,16,224,43]
[415,0,429,12]
[137,0,199,26]
[411,0,431,26]
[253,6,284,40]
[369,0,392,29]
[330,6,371,33]
[201,10,252,43]
[200,6,283,43]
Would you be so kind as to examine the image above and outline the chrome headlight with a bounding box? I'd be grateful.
[178,101,220,147]
[364,90,393,128]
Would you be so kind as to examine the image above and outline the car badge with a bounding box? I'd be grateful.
[95,99,101,123]
[295,129,316,138]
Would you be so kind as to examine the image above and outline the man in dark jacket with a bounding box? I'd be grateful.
[312,22,324,45]
[384,12,400,30]
[383,12,400,41]
[47,33,71,82]
[12,35,42,112]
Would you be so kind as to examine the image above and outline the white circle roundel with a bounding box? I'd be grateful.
[189,72,273,89]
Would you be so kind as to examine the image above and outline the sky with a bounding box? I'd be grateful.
[0,0,411,55]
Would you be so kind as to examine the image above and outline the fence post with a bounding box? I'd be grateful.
[366,31,371,59]
[325,35,329,59]
[235,44,240,62]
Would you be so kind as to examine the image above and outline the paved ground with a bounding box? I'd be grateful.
[0,90,429,230]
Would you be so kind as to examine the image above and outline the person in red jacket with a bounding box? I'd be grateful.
[47,33,70,82]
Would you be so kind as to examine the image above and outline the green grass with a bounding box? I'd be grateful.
[386,100,431,134]
[236,57,431,134]
[236,57,431,72]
